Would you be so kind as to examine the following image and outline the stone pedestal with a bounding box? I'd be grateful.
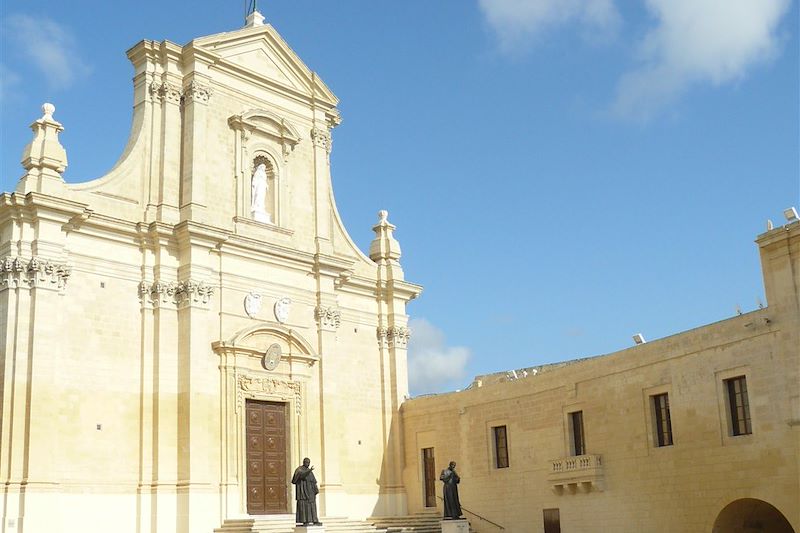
[441,518,469,533]
[295,525,325,533]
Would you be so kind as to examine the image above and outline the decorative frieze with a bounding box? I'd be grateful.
[138,279,215,308]
[149,81,182,103]
[1,256,70,292]
[237,374,301,415]
[315,305,341,330]
[310,127,332,153]
[183,81,213,104]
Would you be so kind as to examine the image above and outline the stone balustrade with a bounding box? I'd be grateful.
[548,454,604,494]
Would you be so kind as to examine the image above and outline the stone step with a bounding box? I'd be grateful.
[371,514,476,533]
[216,516,387,533]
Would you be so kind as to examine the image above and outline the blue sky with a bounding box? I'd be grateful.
[1,1,798,395]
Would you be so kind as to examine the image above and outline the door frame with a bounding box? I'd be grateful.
[245,399,292,514]
[236,374,304,517]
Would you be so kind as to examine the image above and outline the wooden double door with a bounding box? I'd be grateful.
[246,400,290,514]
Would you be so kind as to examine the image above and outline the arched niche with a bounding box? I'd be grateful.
[229,110,301,228]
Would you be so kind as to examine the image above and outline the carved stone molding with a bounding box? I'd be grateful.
[376,326,389,348]
[1,256,70,292]
[138,280,178,307]
[310,127,332,153]
[149,81,182,103]
[315,305,341,330]
[237,374,301,415]
[176,280,215,307]
[387,325,411,349]
[183,81,213,104]
[138,279,215,308]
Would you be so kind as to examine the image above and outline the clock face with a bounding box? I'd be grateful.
[262,343,282,371]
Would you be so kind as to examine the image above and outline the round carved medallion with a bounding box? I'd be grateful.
[262,343,282,371]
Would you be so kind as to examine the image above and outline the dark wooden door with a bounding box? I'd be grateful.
[246,400,288,514]
[543,508,561,533]
[422,448,436,507]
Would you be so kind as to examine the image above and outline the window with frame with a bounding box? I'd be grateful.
[569,411,585,456]
[725,376,752,436]
[652,393,673,447]
[493,425,509,468]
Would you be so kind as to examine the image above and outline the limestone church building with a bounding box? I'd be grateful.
[2,11,799,533]
[1,11,422,532]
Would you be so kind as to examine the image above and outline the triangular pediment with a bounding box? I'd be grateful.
[191,23,337,105]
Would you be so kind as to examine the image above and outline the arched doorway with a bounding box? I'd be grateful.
[712,498,794,533]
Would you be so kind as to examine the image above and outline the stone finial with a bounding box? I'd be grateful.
[245,10,265,27]
[369,210,402,264]
[17,103,68,194]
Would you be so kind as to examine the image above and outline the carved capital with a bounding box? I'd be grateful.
[1,256,70,292]
[387,325,411,349]
[149,81,182,103]
[138,278,215,308]
[183,81,213,104]
[138,280,178,307]
[376,326,389,348]
[315,305,341,330]
[311,127,332,153]
[176,279,215,308]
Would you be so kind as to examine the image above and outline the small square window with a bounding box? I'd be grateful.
[493,425,509,468]
[725,376,752,436]
[651,393,673,447]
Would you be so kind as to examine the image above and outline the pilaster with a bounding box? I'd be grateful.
[179,69,214,224]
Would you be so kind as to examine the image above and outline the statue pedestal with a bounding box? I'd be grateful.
[440,519,469,533]
[295,525,324,533]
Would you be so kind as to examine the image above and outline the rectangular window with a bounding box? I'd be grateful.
[493,425,509,468]
[543,508,561,533]
[725,376,752,436]
[652,393,673,447]
[569,411,585,456]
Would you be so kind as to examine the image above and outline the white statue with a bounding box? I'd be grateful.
[251,163,270,223]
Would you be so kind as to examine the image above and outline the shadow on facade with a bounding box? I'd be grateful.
[712,498,795,533]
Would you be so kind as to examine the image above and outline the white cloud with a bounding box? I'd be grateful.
[612,0,791,120]
[407,318,471,395]
[478,0,621,52]
[4,14,91,89]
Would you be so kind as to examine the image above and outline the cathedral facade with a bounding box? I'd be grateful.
[2,11,798,533]
[1,12,420,532]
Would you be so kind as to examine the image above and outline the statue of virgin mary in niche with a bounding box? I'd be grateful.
[250,163,270,223]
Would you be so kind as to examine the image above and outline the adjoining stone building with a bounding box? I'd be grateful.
[1,11,421,532]
[2,10,798,533]
[401,219,800,532]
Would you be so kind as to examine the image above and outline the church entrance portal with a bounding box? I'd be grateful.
[712,498,794,533]
[246,400,290,514]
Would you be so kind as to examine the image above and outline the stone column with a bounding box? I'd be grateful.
[369,211,421,515]
[175,223,221,533]
[313,256,346,515]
